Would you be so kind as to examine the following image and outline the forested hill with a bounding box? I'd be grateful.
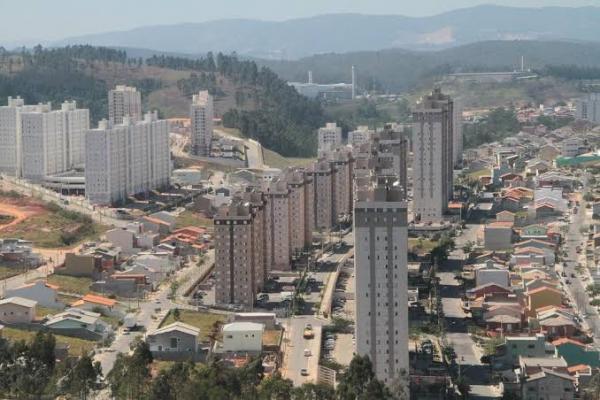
[259,40,600,92]
[0,45,324,157]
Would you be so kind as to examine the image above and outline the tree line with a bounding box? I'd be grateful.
[463,107,521,149]
[0,331,101,398]
[107,341,407,400]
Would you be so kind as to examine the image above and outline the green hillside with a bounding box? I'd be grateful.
[0,46,324,157]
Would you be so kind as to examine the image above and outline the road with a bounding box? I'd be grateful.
[281,316,323,386]
[559,173,600,344]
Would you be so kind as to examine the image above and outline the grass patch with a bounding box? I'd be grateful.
[0,266,22,280]
[467,169,491,180]
[36,306,61,318]
[175,210,213,230]
[2,327,96,356]
[263,147,315,169]
[408,238,438,251]
[46,275,93,295]
[160,310,225,342]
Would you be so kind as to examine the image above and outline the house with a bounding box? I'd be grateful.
[105,223,159,255]
[519,368,575,400]
[5,280,63,309]
[58,253,105,279]
[500,334,552,366]
[161,226,208,256]
[520,224,550,241]
[496,210,515,223]
[536,308,579,338]
[218,322,264,353]
[552,338,600,368]
[146,322,201,360]
[474,262,510,288]
[44,308,111,340]
[484,304,523,334]
[0,297,37,324]
[538,144,561,162]
[147,211,177,230]
[467,283,512,300]
[527,286,563,316]
[141,216,171,237]
[483,222,513,250]
[512,246,555,267]
[71,294,119,317]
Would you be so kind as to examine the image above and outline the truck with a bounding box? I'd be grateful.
[123,314,138,331]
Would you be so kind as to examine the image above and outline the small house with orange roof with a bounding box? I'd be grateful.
[5,280,63,309]
[526,286,563,317]
[161,226,209,256]
[71,294,119,317]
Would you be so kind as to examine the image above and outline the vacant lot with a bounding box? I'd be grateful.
[175,210,213,230]
[45,275,93,296]
[160,310,225,342]
[0,194,107,248]
[2,327,96,356]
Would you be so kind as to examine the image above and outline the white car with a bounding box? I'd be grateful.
[304,348,312,357]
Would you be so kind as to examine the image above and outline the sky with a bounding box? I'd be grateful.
[1,0,600,44]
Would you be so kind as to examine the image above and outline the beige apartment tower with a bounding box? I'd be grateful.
[108,85,142,125]
[285,170,308,254]
[354,181,409,386]
[266,179,292,271]
[308,159,333,230]
[214,201,263,308]
[412,88,454,222]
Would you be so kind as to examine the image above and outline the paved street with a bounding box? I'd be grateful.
[281,315,323,386]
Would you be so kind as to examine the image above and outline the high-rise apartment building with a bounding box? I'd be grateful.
[317,122,342,157]
[329,149,352,221]
[412,88,454,222]
[348,125,373,147]
[214,200,263,308]
[85,112,170,205]
[0,97,89,178]
[453,101,463,167]
[307,159,333,230]
[108,85,142,125]
[190,91,214,156]
[354,181,409,385]
[285,170,308,254]
[576,93,600,124]
[265,179,291,271]
[374,124,409,197]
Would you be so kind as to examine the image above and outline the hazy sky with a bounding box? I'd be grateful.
[1,0,600,43]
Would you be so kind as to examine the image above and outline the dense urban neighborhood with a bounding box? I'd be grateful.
[4,4,600,400]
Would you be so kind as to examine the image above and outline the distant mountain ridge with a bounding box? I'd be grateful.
[53,5,600,59]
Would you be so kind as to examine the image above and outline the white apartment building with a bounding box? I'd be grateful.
[85,112,170,205]
[317,122,342,157]
[108,85,142,125]
[20,101,89,182]
[0,97,89,178]
[576,93,600,124]
[190,91,214,156]
[348,125,373,147]
[412,88,454,223]
[354,182,409,386]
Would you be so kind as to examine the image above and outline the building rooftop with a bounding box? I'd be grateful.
[0,297,37,308]
[223,322,265,332]
[149,322,200,337]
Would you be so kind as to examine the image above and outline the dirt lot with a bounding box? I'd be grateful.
[0,194,106,248]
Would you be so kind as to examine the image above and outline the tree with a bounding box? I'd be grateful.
[108,341,153,399]
[292,383,335,400]
[61,355,100,399]
[455,376,471,399]
[257,374,293,400]
[173,307,181,321]
[336,355,392,400]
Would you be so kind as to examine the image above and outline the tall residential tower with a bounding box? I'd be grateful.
[190,91,214,157]
[412,88,454,223]
[108,85,142,125]
[354,181,409,385]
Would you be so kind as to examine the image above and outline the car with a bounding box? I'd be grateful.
[300,368,309,376]
[305,323,312,330]
[571,273,576,278]
[566,279,572,285]
[304,349,312,357]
